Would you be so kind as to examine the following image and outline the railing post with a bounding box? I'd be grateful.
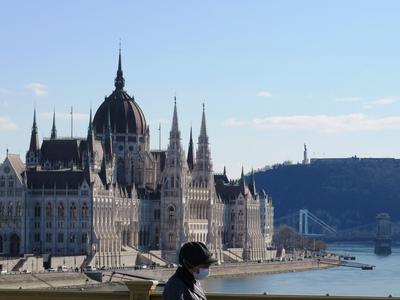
[125,280,159,300]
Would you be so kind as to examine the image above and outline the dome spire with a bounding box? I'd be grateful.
[114,45,125,91]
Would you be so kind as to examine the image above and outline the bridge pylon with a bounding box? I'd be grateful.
[298,209,336,238]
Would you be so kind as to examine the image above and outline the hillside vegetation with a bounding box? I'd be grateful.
[253,158,400,230]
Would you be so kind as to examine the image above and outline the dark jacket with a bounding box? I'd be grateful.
[163,267,207,300]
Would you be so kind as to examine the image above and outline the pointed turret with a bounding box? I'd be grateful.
[200,103,207,139]
[160,98,188,251]
[84,149,93,184]
[27,108,41,168]
[248,168,257,197]
[99,151,112,187]
[29,108,40,152]
[50,110,57,139]
[187,126,194,171]
[194,103,213,183]
[87,108,95,153]
[170,97,180,140]
[223,166,226,176]
[240,166,246,194]
[104,105,113,160]
[114,47,125,91]
[167,98,186,158]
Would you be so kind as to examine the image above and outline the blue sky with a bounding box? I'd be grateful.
[1,1,400,177]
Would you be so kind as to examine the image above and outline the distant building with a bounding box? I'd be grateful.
[310,157,399,165]
[302,144,309,165]
[0,51,274,266]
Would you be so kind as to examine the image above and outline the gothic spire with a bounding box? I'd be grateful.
[88,107,93,134]
[84,149,93,184]
[200,103,207,139]
[193,103,213,182]
[114,47,125,91]
[104,105,113,160]
[187,125,194,171]
[29,108,40,152]
[50,110,57,139]
[249,168,257,197]
[87,107,95,153]
[170,97,180,140]
[240,166,247,194]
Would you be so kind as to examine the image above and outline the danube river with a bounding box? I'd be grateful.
[203,242,400,297]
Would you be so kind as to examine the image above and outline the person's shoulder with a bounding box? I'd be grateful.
[163,277,188,300]
[165,272,185,289]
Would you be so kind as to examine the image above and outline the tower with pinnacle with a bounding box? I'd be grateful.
[160,99,190,253]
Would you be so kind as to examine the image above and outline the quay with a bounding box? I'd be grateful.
[319,258,375,270]
[0,259,335,290]
[109,258,335,282]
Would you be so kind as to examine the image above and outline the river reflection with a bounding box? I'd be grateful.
[202,242,400,296]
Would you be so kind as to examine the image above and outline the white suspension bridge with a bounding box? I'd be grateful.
[274,209,379,239]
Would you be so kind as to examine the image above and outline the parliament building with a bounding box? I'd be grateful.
[0,52,274,268]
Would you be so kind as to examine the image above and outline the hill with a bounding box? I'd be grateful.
[252,158,400,230]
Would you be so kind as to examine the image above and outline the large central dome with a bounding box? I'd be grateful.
[93,51,147,135]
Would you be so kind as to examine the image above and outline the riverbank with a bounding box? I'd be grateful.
[124,258,334,282]
[0,259,334,290]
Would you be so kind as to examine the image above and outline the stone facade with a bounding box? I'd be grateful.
[0,52,274,266]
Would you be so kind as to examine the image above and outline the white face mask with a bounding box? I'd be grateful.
[193,268,209,280]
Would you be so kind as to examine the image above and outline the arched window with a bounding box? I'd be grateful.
[7,202,13,217]
[117,158,124,184]
[70,203,77,219]
[46,203,52,218]
[8,175,14,188]
[168,206,175,221]
[16,202,22,217]
[0,176,5,188]
[81,233,88,243]
[58,203,64,218]
[82,203,88,219]
[34,202,40,218]
[238,210,244,222]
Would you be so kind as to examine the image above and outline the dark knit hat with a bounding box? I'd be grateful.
[178,242,218,267]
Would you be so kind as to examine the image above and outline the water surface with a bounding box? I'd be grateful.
[202,242,400,296]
